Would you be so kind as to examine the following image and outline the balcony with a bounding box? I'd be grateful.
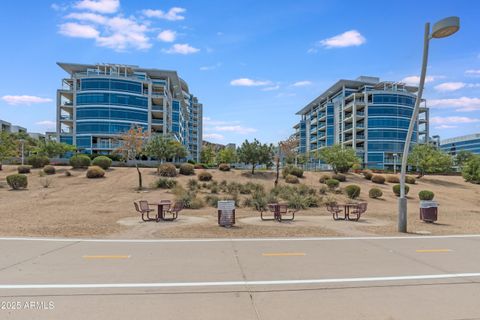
[151,105,163,112]
[60,115,73,121]
[151,119,163,126]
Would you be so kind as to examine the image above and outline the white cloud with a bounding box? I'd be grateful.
[292,80,312,87]
[213,125,257,134]
[65,12,108,24]
[36,120,56,127]
[203,133,225,141]
[74,0,119,14]
[401,75,438,86]
[466,69,480,75]
[142,7,186,21]
[157,30,176,42]
[163,43,199,55]
[1,95,52,105]
[318,30,366,49]
[262,85,280,91]
[429,97,480,112]
[203,117,240,126]
[59,22,100,38]
[230,78,272,87]
[200,63,221,71]
[435,124,457,129]
[434,82,466,92]
[430,116,480,125]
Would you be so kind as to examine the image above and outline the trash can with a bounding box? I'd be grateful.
[420,200,438,223]
[218,200,236,228]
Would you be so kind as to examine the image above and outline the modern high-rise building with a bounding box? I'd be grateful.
[294,76,429,170]
[56,62,203,161]
[440,133,480,155]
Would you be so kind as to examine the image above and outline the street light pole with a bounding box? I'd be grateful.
[398,17,460,233]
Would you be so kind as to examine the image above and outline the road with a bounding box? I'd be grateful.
[1,235,480,319]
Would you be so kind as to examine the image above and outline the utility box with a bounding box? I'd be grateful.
[218,200,236,227]
[420,200,438,223]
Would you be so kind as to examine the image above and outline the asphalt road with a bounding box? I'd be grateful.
[1,235,480,320]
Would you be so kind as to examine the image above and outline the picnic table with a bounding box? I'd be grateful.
[153,200,174,221]
[327,203,367,221]
[261,203,295,222]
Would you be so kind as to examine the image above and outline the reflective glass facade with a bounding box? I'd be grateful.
[440,134,480,155]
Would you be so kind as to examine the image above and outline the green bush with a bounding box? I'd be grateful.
[344,184,361,199]
[70,155,91,169]
[155,177,177,189]
[159,163,177,177]
[187,179,199,191]
[179,163,195,175]
[282,165,304,178]
[27,155,50,168]
[419,190,435,200]
[371,175,385,184]
[91,156,112,170]
[405,176,416,184]
[332,173,346,182]
[392,184,409,197]
[386,175,400,183]
[319,174,331,184]
[205,195,220,207]
[462,156,480,184]
[369,188,383,199]
[6,174,28,190]
[326,178,340,190]
[363,170,373,180]
[86,166,105,179]
[187,159,196,164]
[198,171,213,181]
[17,165,31,174]
[218,163,231,171]
[189,197,205,209]
[285,174,300,184]
[319,185,328,195]
[43,165,56,175]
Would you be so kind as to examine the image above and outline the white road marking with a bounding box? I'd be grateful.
[0,234,479,243]
[0,273,479,290]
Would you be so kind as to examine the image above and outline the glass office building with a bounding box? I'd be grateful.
[56,63,202,161]
[293,76,429,170]
[440,133,480,155]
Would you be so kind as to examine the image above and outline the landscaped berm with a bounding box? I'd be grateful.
[0,164,479,238]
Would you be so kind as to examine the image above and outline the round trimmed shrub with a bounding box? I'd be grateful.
[419,190,435,200]
[43,165,56,175]
[283,166,304,178]
[159,163,177,177]
[91,156,112,170]
[405,176,416,184]
[218,163,231,171]
[386,175,400,183]
[6,174,28,190]
[285,174,300,184]
[17,165,31,174]
[155,177,177,189]
[27,155,50,168]
[371,175,385,184]
[198,171,213,181]
[70,154,91,169]
[369,188,383,199]
[326,178,340,190]
[344,184,361,199]
[363,170,373,180]
[332,173,346,182]
[86,166,105,179]
[319,174,331,184]
[179,163,195,175]
[393,184,409,197]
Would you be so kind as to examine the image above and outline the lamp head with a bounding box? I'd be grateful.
[431,16,460,38]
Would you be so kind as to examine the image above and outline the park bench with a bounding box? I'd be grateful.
[134,201,158,222]
[162,201,184,221]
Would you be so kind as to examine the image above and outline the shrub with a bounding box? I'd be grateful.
[17,165,31,174]
[189,197,205,209]
[187,179,199,191]
[86,166,105,179]
[218,163,231,171]
[283,165,304,178]
[187,159,196,165]
[386,175,400,183]
[27,155,50,168]
[64,170,72,177]
[43,165,56,175]
[179,163,195,175]
[155,177,177,189]
[326,178,339,190]
[352,163,362,171]
[6,174,28,190]
[363,170,373,180]
[319,185,328,195]
[319,174,331,184]
[285,174,300,184]
[332,173,346,182]
[419,190,435,201]
[344,185,361,199]
[40,177,51,188]
[91,156,112,170]
[70,155,91,169]
[194,164,206,169]
[462,156,480,184]
[159,163,177,177]
[205,195,220,207]
[210,185,220,194]
[369,188,383,199]
[198,171,213,181]
[371,175,385,184]
[405,176,416,184]
[392,184,409,197]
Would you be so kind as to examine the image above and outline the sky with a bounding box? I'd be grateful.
[0,0,479,145]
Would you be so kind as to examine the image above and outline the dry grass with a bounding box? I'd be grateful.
[0,165,479,238]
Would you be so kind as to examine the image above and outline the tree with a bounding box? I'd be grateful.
[237,139,274,174]
[279,137,299,165]
[318,144,360,173]
[145,135,176,172]
[201,145,216,164]
[462,155,480,184]
[455,150,475,168]
[0,132,17,170]
[408,144,453,177]
[34,140,76,158]
[216,147,237,164]
[114,126,148,189]
[171,140,188,160]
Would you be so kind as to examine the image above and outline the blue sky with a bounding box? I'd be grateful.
[0,0,479,145]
